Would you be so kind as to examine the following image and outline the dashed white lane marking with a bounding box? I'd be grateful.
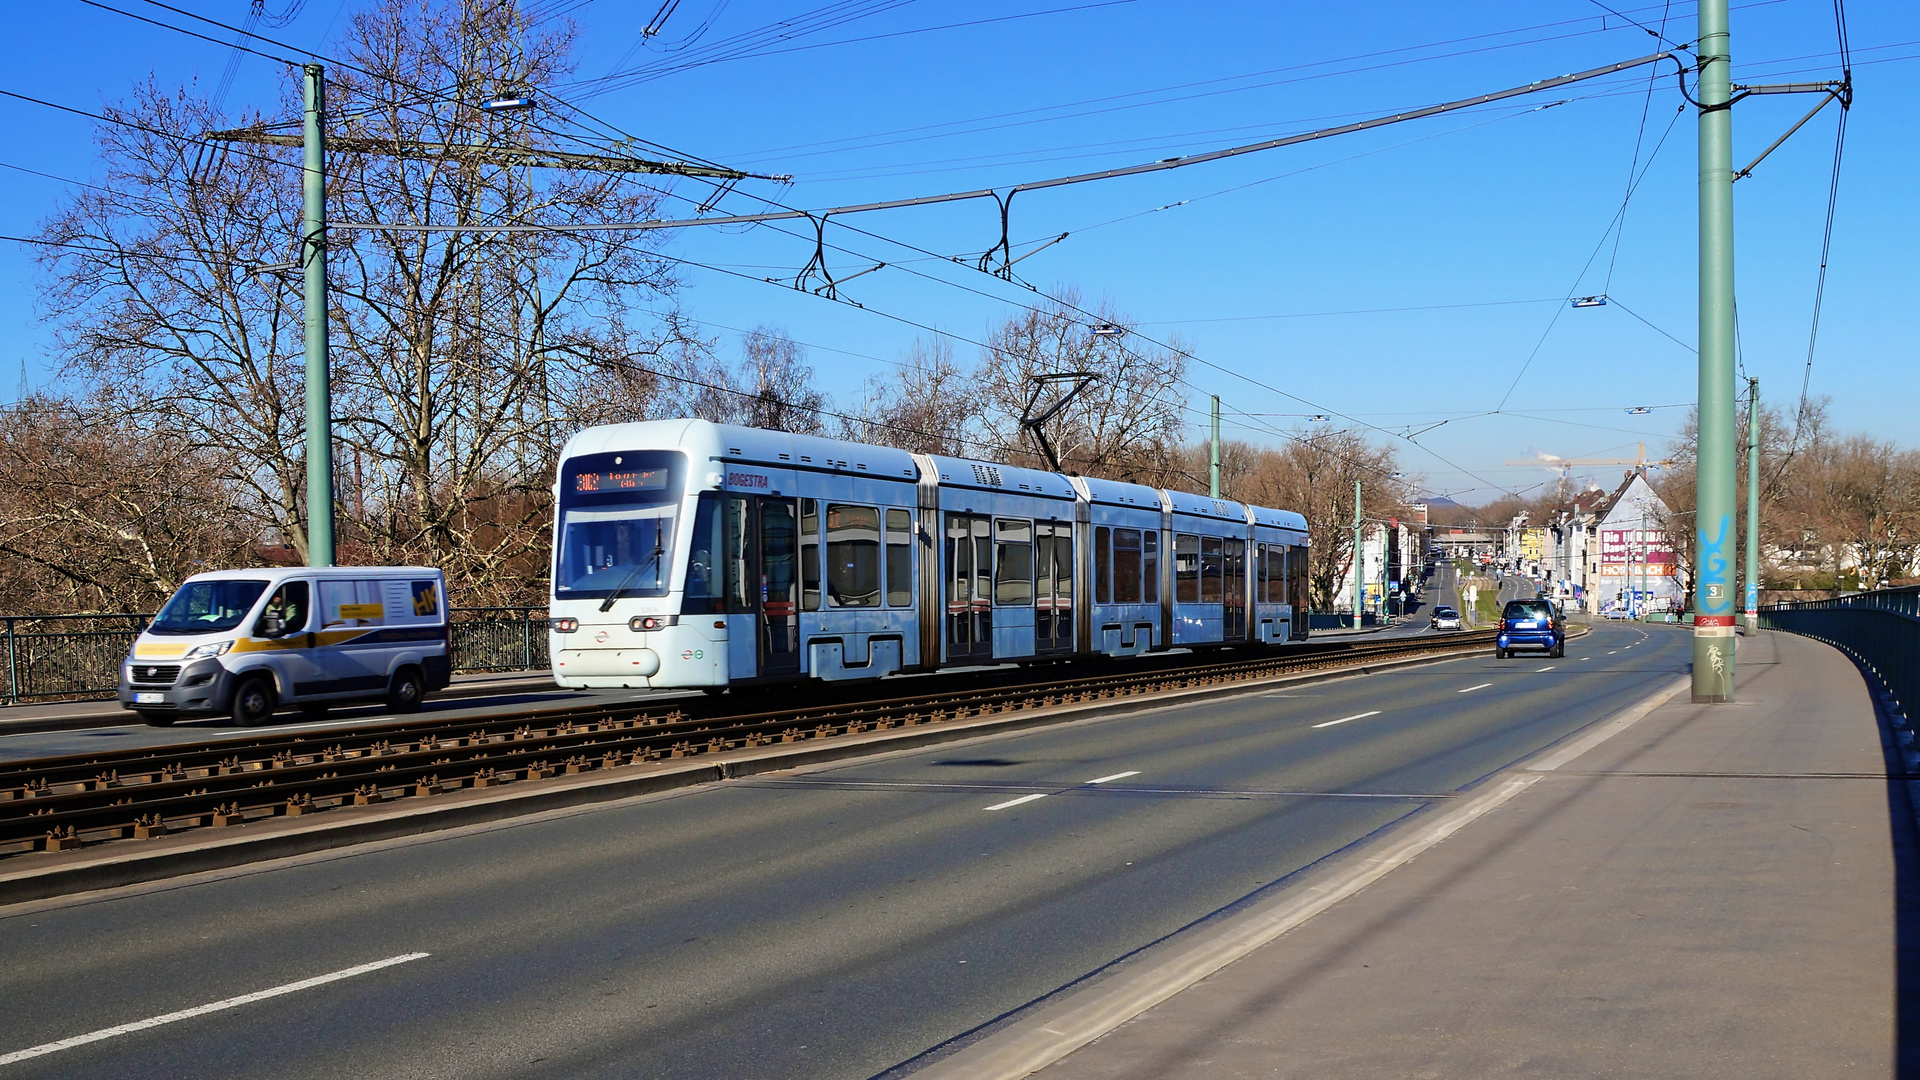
[0,952,430,1067]
[1537,666,1556,672]
[1312,710,1381,729]
[985,793,1049,811]
[1086,771,1140,785]
[1458,683,1493,693]
[1608,650,1618,655]
[1580,657,1592,661]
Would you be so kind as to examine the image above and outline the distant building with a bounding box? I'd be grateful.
[1583,470,1684,615]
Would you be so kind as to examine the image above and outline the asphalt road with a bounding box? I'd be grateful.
[0,621,1684,1080]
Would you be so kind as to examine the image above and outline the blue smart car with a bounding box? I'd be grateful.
[1495,598,1564,659]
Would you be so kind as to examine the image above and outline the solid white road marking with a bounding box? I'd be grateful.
[1086,771,1140,785]
[985,793,1049,811]
[1312,711,1381,729]
[1457,683,1492,693]
[0,953,430,1067]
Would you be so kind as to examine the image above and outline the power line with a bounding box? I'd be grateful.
[328,49,1674,238]
[1793,16,1851,446]
[1491,99,1685,412]
[708,0,1723,165]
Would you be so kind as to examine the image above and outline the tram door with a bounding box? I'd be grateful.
[1034,521,1074,654]
[1223,537,1248,641]
[946,514,993,662]
[757,497,801,677]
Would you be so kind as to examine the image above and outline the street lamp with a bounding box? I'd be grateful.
[481,94,537,113]
[1571,295,1608,308]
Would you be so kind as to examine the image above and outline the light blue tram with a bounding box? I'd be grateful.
[548,419,1311,690]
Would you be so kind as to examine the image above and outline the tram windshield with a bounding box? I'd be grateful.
[553,450,685,602]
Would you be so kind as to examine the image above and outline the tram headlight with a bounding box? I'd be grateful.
[550,617,579,633]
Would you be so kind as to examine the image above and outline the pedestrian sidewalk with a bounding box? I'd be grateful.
[949,629,1909,1078]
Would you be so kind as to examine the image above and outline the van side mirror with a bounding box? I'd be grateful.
[258,614,285,637]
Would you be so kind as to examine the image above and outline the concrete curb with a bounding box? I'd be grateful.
[0,641,1500,907]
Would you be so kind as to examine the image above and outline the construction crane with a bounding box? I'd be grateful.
[1505,442,1677,479]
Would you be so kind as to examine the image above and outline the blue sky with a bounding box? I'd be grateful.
[0,0,1912,502]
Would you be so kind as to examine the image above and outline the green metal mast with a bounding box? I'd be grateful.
[302,64,335,567]
[1693,0,1738,700]
[1209,395,1221,499]
[1744,376,1761,630]
[1352,480,1364,628]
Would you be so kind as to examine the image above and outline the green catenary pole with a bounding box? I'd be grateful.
[1209,395,1221,499]
[1352,480,1364,628]
[302,63,335,567]
[1744,376,1761,630]
[1693,0,1737,700]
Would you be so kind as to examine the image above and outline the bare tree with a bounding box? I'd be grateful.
[34,0,693,604]
[0,394,254,613]
[974,290,1187,482]
[1230,428,1406,609]
[662,326,828,434]
[844,336,974,455]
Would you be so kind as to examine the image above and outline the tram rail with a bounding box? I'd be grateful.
[1,631,1493,857]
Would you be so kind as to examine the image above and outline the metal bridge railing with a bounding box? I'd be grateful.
[2,608,550,705]
[1761,584,1920,717]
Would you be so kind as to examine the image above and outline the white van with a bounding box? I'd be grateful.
[118,566,451,726]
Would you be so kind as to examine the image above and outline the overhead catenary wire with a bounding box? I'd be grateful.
[1792,0,1851,449]
[52,0,1704,495]
[327,50,1675,237]
[1491,98,1685,412]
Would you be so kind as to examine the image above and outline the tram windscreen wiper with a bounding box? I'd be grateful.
[597,539,665,613]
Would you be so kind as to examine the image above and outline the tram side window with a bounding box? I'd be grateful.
[686,494,724,611]
[1131,529,1154,603]
[685,493,747,615]
[1201,536,1224,603]
[800,499,822,611]
[1288,544,1309,611]
[885,508,913,607]
[1175,533,1199,603]
[1223,538,1245,606]
[1094,526,1112,604]
[1052,522,1067,599]
[826,504,881,607]
[1262,544,1280,603]
[995,518,1034,606]
[1112,528,1143,604]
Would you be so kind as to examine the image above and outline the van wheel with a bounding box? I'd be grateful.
[386,668,425,713]
[137,710,176,727]
[231,675,278,726]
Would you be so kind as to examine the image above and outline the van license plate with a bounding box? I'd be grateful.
[135,692,163,704]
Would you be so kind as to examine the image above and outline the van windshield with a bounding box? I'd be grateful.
[150,579,269,635]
